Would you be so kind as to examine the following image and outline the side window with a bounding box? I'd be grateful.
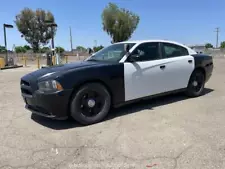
[163,43,189,58]
[129,42,160,62]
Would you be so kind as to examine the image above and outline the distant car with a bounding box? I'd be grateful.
[20,40,213,125]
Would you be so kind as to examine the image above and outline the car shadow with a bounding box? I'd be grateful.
[31,88,214,130]
[106,88,214,121]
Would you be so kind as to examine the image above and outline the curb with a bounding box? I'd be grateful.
[0,65,23,70]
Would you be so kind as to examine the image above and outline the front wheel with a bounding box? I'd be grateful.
[70,83,111,125]
[186,70,205,97]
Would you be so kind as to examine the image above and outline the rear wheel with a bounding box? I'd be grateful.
[70,83,111,125]
[186,70,205,97]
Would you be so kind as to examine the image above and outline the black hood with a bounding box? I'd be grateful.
[22,61,99,80]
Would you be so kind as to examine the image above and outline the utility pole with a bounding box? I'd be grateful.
[3,25,7,64]
[44,20,57,63]
[51,26,55,54]
[69,27,73,52]
[3,23,13,66]
[215,27,220,48]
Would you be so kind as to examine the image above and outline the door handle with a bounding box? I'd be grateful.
[160,65,166,69]
[188,60,193,63]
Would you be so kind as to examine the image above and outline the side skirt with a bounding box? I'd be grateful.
[113,88,187,108]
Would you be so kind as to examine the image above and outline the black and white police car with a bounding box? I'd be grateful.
[20,40,213,125]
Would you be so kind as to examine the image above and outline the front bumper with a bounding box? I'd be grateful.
[25,105,67,119]
[22,90,72,119]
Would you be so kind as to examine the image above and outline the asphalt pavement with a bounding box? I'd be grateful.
[0,59,225,169]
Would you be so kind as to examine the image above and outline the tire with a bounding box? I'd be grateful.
[70,83,111,125]
[186,69,205,97]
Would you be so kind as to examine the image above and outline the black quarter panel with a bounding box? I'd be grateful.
[59,62,125,106]
[192,54,213,82]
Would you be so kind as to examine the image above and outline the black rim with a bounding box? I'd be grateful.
[191,72,204,92]
[78,90,104,117]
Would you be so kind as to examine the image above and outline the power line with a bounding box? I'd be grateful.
[215,27,220,48]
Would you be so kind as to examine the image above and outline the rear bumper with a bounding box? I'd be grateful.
[22,89,72,119]
[205,63,213,83]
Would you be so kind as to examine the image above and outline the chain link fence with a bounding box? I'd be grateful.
[0,52,90,68]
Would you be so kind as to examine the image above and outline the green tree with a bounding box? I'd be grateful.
[40,46,50,53]
[93,45,104,52]
[0,46,6,53]
[23,45,31,51]
[205,43,213,49]
[56,46,65,53]
[220,41,225,48]
[76,46,86,51]
[15,8,57,52]
[102,3,140,43]
[15,46,27,53]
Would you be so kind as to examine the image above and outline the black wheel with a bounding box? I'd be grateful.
[70,83,111,125]
[186,70,205,97]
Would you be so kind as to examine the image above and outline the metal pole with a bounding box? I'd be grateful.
[215,27,219,48]
[51,26,55,66]
[3,24,8,66]
[51,26,55,55]
[70,26,73,52]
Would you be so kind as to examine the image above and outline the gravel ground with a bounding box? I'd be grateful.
[0,58,225,169]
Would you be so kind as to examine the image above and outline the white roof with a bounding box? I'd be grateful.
[116,39,186,46]
[117,39,168,43]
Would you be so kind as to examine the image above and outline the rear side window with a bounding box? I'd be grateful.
[162,43,189,58]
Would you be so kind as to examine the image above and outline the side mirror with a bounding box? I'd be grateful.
[129,54,140,62]
[127,53,140,62]
[127,50,143,62]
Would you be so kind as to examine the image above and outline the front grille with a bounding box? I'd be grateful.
[20,79,33,97]
[21,88,32,95]
[21,80,30,86]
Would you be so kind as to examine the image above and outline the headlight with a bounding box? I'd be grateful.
[38,80,63,93]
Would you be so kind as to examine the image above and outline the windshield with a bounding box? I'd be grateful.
[87,43,136,62]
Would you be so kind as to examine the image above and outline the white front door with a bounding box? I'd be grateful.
[124,42,194,101]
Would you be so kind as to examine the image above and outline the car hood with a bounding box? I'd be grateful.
[23,61,99,80]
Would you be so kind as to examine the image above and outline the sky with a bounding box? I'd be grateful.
[0,0,224,51]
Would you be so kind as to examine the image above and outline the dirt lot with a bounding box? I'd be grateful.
[0,58,225,169]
